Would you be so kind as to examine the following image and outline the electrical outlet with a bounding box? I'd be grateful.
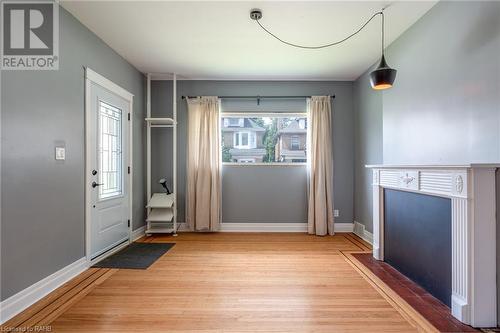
[333,209,340,217]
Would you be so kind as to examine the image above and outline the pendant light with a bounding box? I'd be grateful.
[250,8,397,90]
[369,11,397,90]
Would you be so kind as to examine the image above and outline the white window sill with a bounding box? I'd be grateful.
[222,162,307,167]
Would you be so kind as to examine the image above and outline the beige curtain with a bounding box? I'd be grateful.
[307,96,334,236]
[186,96,221,232]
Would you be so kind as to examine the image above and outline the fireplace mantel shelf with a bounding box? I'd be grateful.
[366,164,497,328]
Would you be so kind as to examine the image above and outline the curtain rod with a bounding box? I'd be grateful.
[181,95,335,100]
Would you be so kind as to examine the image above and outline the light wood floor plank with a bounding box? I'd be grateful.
[36,269,118,326]
[1,268,101,328]
[20,269,112,328]
[47,233,418,332]
[344,233,372,251]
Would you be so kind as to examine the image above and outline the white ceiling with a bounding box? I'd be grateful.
[61,0,437,80]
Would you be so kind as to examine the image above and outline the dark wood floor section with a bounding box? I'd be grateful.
[352,253,479,333]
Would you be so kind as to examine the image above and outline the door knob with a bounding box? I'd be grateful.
[92,181,103,188]
[92,169,98,176]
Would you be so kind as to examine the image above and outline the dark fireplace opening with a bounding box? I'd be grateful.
[384,189,452,307]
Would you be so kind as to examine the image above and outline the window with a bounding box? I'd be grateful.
[298,119,306,129]
[221,115,307,164]
[237,158,256,163]
[98,101,123,199]
[224,118,244,127]
[291,135,300,150]
[234,131,256,149]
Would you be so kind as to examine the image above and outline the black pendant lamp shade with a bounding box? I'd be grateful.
[369,10,397,90]
[370,55,397,90]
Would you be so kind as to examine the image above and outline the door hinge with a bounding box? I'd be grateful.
[128,113,130,121]
[128,166,131,174]
[128,219,130,228]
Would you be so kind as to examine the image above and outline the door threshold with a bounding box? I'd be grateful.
[89,239,129,265]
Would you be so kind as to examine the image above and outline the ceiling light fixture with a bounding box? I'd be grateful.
[250,8,397,90]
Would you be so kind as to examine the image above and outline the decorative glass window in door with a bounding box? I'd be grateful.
[98,101,123,200]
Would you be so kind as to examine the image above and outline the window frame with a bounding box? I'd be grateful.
[221,112,308,166]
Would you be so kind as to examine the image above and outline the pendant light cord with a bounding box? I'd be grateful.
[381,10,385,56]
[255,10,385,50]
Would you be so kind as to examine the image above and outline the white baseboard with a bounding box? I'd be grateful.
[0,257,88,324]
[221,223,308,232]
[177,222,354,233]
[353,221,373,244]
[334,223,354,233]
[131,225,146,241]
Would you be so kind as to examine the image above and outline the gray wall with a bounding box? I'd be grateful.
[353,68,383,233]
[353,0,500,231]
[1,8,146,300]
[497,170,500,325]
[151,80,354,224]
[222,166,307,223]
[383,1,500,165]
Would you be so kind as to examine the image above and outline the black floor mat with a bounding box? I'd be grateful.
[92,242,175,269]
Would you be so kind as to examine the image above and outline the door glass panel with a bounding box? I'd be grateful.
[98,100,123,200]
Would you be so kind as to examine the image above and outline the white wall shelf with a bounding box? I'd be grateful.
[145,117,175,127]
[147,193,174,208]
[145,73,178,236]
[146,208,174,222]
[146,226,175,234]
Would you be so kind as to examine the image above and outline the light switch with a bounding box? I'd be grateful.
[55,147,65,160]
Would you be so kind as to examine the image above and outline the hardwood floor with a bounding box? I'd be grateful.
[4,233,422,332]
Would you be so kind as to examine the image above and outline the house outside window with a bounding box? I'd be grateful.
[221,115,307,164]
[275,118,307,163]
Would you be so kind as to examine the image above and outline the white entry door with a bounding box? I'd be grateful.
[87,77,131,260]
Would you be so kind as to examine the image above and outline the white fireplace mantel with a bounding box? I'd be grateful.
[366,164,497,328]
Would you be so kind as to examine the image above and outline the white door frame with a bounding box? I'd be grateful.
[84,67,134,264]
